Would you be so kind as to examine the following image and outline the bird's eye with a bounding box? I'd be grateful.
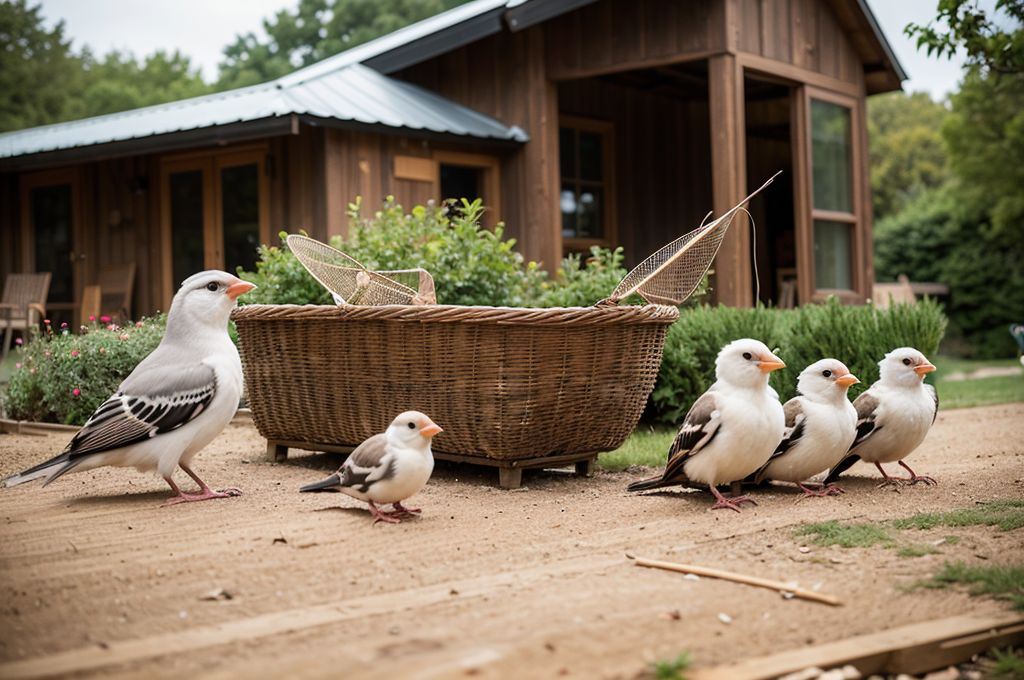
[742,352,752,360]
[408,422,416,429]
[822,370,832,378]
[902,358,912,366]
[206,282,219,292]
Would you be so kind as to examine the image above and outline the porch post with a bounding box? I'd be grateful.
[708,54,752,307]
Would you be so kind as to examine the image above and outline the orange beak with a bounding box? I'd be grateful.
[758,356,786,373]
[419,419,443,438]
[914,362,936,376]
[836,374,860,387]
[226,280,257,301]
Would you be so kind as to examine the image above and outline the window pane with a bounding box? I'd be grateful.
[560,187,603,239]
[814,219,853,290]
[31,184,73,303]
[221,163,260,275]
[811,99,852,212]
[439,164,482,203]
[560,186,577,237]
[559,127,575,178]
[170,170,205,287]
[578,131,602,181]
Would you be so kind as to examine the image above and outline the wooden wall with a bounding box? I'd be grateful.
[558,78,712,268]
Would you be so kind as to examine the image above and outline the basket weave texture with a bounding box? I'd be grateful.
[233,302,678,460]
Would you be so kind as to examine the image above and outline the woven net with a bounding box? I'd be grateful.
[286,235,436,306]
[602,171,781,306]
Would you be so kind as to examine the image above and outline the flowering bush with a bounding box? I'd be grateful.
[4,317,166,425]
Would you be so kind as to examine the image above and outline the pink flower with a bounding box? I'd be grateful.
[29,368,35,374]
[106,324,116,331]
[136,321,144,328]
[14,337,22,345]
[44,351,51,357]
[119,333,130,341]
[44,319,51,325]
[70,350,79,358]
[100,315,111,323]
[99,347,106,354]
[72,388,81,396]
[60,322,68,329]
[14,363,21,369]
[89,315,96,322]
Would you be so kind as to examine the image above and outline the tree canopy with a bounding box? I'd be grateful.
[906,0,1024,75]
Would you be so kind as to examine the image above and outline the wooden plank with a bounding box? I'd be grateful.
[708,53,751,307]
[393,155,436,183]
[738,52,860,96]
[692,612,1024,680]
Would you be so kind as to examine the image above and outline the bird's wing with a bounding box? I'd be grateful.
[767,398,806,460]
[64,364,217,460]
[925,383,939,424]
[850,390,881,449]
[339,434,396,491]
[661,392,721,482]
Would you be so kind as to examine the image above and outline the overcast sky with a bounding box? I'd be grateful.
[37,0,969,100]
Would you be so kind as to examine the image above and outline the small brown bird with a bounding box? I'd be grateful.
[300,411,442,523]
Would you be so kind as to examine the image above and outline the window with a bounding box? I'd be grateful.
[559,116,614,247]
[160,147,268,306]
[808,97,857,293]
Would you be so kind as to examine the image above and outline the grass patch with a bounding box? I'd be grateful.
[928,562,1024,610]
[944,535,961,545]
[984,647,1024,679]
[796,520,894,548]
[897,543,940,558]
[652,652,691,680]
[598,427,674,472]
[932,355,1024,409]
[892,500,1024,532]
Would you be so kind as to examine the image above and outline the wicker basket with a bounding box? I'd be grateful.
[233,302,678,485]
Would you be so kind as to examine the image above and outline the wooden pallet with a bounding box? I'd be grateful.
[266,439,597,489]
[692,612,1024,680]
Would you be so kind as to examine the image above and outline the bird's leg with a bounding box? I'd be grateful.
[897,461,937,486]
[367,501,401,524]
[796,482,845,498]
[874,463,904,491]
[161,466,242,506]
[391,501,421,517]
[709,485,756,513]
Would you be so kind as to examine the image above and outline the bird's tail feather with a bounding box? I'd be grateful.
[3,451,75,488]
[824,454,860,485]
[299,473,341,492]
[627,476,671,492]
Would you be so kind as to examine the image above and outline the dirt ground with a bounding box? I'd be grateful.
[0,403,1022,680]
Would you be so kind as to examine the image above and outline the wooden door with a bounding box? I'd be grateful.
[19,168,83,322]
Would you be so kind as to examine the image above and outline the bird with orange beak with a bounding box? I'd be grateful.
[300,411,442,524]
[751,359,860,496]
[3,271,257,504]
[628,339,786,512]
[825,347,939,487]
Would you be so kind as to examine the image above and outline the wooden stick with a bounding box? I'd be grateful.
[626,553,842,606]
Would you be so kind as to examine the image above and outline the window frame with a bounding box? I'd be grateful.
[159,144,269,308]
[558,115,616,252]
[19,167,84,313]
[795,86,865,303]
[432,150,502,229]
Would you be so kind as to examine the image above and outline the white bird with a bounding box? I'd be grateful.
[825,347,938,487]
[3,271,256,505]
[751,359,859,496]
[299,411,442,524]
[628,338,786,512]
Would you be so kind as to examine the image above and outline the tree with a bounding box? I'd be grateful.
[0,0,83,131]
[217,0,469,89]
[867,91,950,220]
[906,0,1024,74]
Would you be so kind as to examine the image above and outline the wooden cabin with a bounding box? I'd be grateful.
[0,0,904,322]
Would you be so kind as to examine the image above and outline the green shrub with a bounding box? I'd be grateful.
[4,317,166,425]
[648,298,946,424]
[238,197,655,308]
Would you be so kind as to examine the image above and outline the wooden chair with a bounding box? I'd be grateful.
[79,285,102,328]
[0,272,51,358]
[96,263,136,322]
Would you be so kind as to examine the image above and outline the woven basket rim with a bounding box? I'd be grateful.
[232,302,680,326]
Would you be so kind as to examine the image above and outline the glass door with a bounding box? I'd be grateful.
[796,87,864,302]
[20,169,82,323]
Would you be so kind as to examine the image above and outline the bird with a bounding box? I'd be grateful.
[627,338,786,512]
[824,347,938,488]
[299,411,442,524]
[750,359,859,497]
[3,271,256,505]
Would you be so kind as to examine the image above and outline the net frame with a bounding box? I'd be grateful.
[286,234,436,306]
[601,171,782,306]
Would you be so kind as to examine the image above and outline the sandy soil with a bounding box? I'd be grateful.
[0,403,1022,679]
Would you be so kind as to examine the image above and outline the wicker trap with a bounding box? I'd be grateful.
[233,175,777,487]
